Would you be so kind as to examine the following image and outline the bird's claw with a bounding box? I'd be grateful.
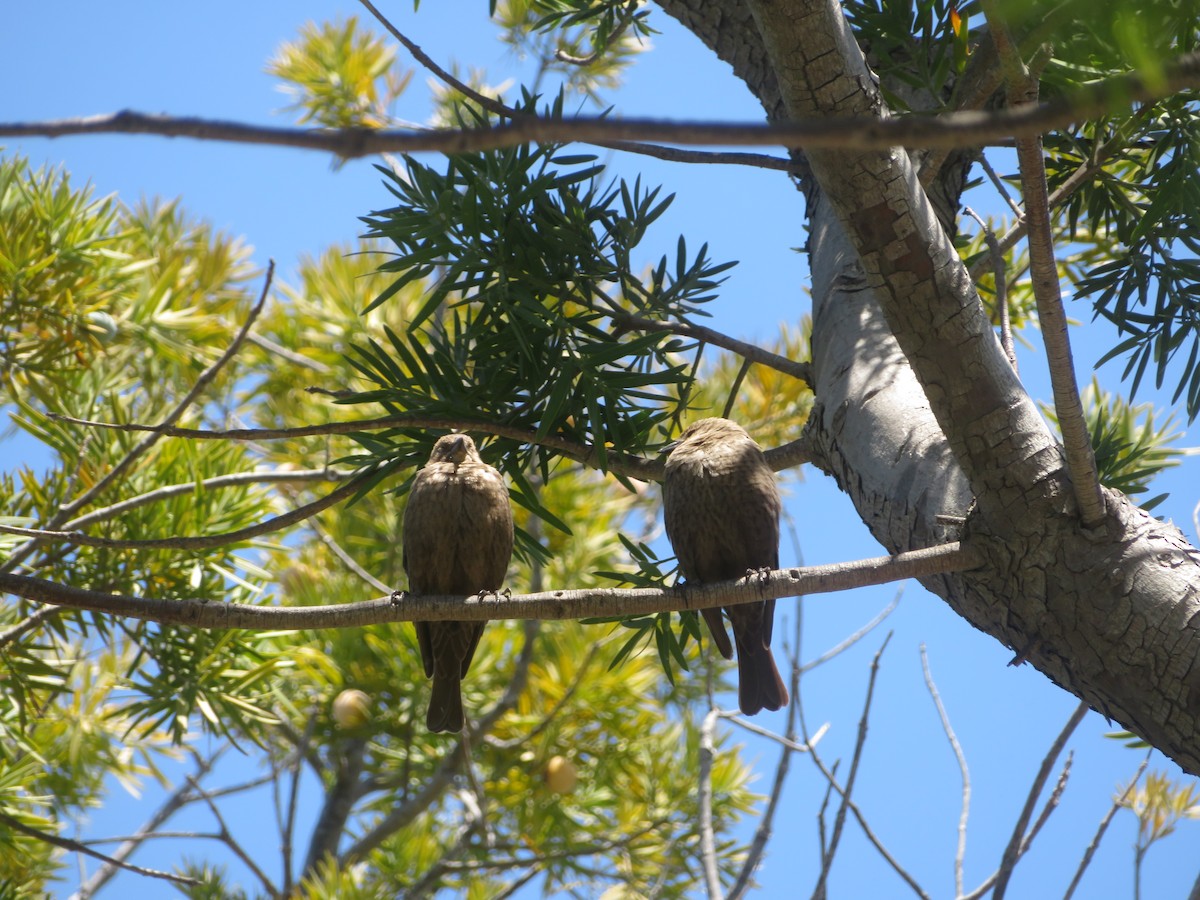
[475,587,511,601]
[389,590,406,605]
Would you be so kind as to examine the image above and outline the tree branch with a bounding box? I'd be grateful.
[920,644,970,899]
[0,812,198,890]
[812,634,892,900]
[0,542,981,629]
[47,407,813,479]
[4,50,1199,155]
[982,5,1106,528]
[989,701,1088,900]
[1062,755,1150,900]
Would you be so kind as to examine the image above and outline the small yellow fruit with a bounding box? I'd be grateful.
[545,755,578,794]
[332,689,372,729]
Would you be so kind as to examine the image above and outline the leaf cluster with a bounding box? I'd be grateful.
[351,96,734,509]
[267,16,413,130]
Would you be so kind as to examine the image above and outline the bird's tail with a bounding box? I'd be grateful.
[427,674,465,733]
[735,643,789,716]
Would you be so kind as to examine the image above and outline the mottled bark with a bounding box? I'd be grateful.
[655,0,1200,772]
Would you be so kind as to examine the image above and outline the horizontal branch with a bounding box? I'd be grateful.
[5,49,1198,157]
[0,542,980,629]
[46,411,810,479]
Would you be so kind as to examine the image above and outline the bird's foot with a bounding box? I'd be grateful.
[389,590,406,605]
[475,587,511,601]
[745,566,773,586]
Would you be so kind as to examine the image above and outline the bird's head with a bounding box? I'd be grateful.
[667,417,751,453]
[428,433,476,466]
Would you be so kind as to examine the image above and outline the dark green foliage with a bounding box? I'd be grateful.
[353,95,735,546]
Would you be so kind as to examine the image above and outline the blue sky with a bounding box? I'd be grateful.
[5,2,1199,898]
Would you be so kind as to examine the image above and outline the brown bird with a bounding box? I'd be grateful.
[403,434,514,733]
[662,417,789,715]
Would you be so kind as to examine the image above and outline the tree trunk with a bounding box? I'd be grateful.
[655,0,1200,773]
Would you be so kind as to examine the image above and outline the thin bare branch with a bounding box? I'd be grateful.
[964,206,1015,371]
[989,701,1089,900]
[246,331,333,373]
[0,542,982,629]
[186,775,279,896]
[6,51,1200,154]
[0,604,61,651]
[978,154,1023,217]
[728,610,804,900]
[727,713,826,753]
[1063,754,1151,900]
[310,516,392,595]
[72,750,224,899]
[920,644,970,898]
[48,407,810,480]
[357,0,514,119]
[0,811,198,889]
[813,634,892,900]
[800,592,900,674]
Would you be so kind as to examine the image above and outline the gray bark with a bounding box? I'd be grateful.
[656,0,1200,773]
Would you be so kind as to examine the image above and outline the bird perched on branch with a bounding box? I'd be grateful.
[662,417,789,715]
[403,433,513,733]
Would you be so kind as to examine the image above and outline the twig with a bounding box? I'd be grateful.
[186,775,279,896]
[357,0,515,120]
[310,516,392,594]
[51,403,811,482]
[283,711,318,890]
[800,592,900,674]
[982,5,1106,528]
[0,811,198,889]
[963,206,1015,371]
[1063,753,1151,900]
[68,265,274,517]
[0,542,983,629]
[728,610,803,900]
[554,1,639,66]
[920,644,970,898]
[70,750,223,899]
[727,713,826,753]
[812,634,892,900]
[989,700,1088,900]
[978,154,1023,217]
[723,358,753,420]
[698,707,723,900]
[245,331,332,373]
[0,604,62,651]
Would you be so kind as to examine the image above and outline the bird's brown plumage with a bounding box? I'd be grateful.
[403,434,513,733]
[662,418,789,715]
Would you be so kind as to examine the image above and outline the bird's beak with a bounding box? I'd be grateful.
[447,436,469,465]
